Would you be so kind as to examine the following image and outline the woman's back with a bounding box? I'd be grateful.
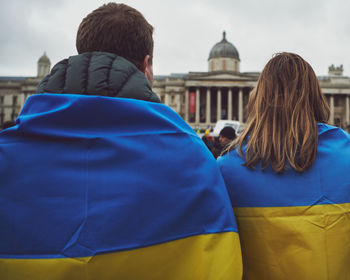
[218,52,350,279]
[219,123,350,279]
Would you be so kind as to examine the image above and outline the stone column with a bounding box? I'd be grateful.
[346,95,350,124]
[217,88,222,121]
[19,93,25,109]
[165,93,170,105]
[329,95,334,125]
[206,88,211,124]
[228,88,233,120]
[238,87,243,123]
[195,88,200,124]
[184,88,189,122]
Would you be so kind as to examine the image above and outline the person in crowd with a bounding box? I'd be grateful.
[0,3,242,279]
[1,120,15,130]
[218,52,350,279]
[219,126,236,151]
[201,128,220,158]
[201,129,215,152]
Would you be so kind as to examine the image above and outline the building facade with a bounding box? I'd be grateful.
[1,35,350,131]
[0,53,51,126]
[153,32,350,131]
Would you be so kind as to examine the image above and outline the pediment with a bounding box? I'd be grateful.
[187,71,256,81]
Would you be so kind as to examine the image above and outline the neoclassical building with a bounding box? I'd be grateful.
[0,53,51,125]
[1,34,350,130]
[153,32,350,130]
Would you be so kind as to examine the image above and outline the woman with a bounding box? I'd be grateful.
[218,52,350,279]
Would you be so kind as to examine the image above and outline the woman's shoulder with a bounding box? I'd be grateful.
[317,123,350,152]
[217,149,245,169]
[318,123,350,139]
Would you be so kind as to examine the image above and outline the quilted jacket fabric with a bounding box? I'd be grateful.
[36,51,160,103]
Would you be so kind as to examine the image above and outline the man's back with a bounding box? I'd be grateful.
[0,55,242,279]
[0,3,242,278]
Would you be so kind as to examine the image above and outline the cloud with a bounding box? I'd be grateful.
[0,0,350,77]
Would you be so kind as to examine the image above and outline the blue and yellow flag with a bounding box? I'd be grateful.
[218,123,350,279]
[0,94,242,280]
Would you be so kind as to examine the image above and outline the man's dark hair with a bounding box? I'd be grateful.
[220,126,236,140]
[76,3,154,70]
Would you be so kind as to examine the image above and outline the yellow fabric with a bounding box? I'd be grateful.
[0,232,242,280]
[234,203,350,280]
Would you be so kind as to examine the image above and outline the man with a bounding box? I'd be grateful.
[219,126,237,150]
[0,3,242,279]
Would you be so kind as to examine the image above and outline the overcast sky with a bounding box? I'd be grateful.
[1,0,350,77]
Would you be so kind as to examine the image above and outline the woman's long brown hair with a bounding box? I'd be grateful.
[232,52,330,173]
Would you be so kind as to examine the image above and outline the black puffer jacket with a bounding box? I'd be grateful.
[37,52,160,103]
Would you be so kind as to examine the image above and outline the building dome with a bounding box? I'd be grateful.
[38,52,51,64]
[208,32,240,72]
[37,52,51,77]
[208,32,240,61]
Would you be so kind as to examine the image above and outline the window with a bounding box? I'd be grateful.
[222,60,226,71]
[334,95,341,107]
[0,111,4,126]
[11,109,17,120]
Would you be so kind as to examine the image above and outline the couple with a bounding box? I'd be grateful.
[1,3,349,279]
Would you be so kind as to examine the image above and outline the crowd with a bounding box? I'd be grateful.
[1,120,15,130]
[0,2,349,280]
[202,126,237,158]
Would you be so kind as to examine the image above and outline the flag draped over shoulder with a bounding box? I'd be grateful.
[218,123,350,279]
[0,94,242,280]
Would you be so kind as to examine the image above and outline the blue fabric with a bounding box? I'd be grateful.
[0,93,237,259]
[217,123,350,207]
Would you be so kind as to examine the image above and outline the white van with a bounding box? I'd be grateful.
[212,120,243,137]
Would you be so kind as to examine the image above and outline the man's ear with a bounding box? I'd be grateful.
[141,55,150,73]
[141,55,153,86]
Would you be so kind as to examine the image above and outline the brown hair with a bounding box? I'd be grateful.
[76,3,153,70]
[232,52,329,173]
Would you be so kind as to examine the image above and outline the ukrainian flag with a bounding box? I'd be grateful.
[0,94,242,280]
[218,123,350,279]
